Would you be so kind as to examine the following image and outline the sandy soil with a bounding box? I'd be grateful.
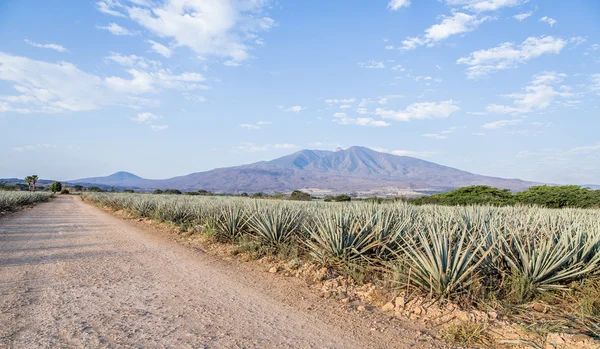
[0,195,449,348]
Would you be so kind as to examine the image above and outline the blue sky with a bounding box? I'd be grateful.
[1,0,599,184]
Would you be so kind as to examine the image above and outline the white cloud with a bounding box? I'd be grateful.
[235,143,298,152]
[567,142,600,155]
[375,100,460,121]
[24,39,68,53]
[256,120,271,125]
[590,74,600,93]
[457,36,567,79]
[147,40,172,58]
[12,144,55,152]
[130,112,162,123]
[391,64,405,71]
[446,0,526,13]
[391,149,439,158]
[239,123,260,130]
[422,126,462,139]
[332,112,390,127]
[387,0,411,10]
[97,0,275,63]
[96,0,126,17]
[281,105,304,112]
[423,133,448,140]
[358,60,385,69]
[151,124,168,131]
[325,98,355,104]
[105,53,161,70]
[402,12,488,50]
[223,60,242,67]
[486,72,573,114]
[483,119,523,129]
[540,16,556,27]
[339,104,352,109]
[0,52,206,114]
[97,22,136,36]
[513,12,532,21]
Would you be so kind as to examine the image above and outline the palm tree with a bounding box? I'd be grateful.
[25,176,33,191]
[24,175,39,192]
[31,175,38,192]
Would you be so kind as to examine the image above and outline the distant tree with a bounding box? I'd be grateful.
[197,190,213,196]
[49,181,62,193]
[514,185,600,208]
[73,185,84,192]
[60,188,70,194]
[411,186,515,206]
[289,190,311,201]
[163,189,182,195]
[25,175,39,192]
[333,194,352,202]
[87,186,105,192]
[123,189,135,193]
[184,191,200,195]
[110,186,116,192]
[240,192,249,197]
[153,189,164,194]
[252,192,265,198]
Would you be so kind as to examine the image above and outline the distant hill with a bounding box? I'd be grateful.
[69,171,153,188]
[63,146,540,195]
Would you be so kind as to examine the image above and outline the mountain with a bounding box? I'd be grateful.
[69,171,155,188]
[67,146,540,195]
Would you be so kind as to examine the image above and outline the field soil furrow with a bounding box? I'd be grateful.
[0,195,444,348]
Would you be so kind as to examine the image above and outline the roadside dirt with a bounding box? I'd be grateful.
[0,195,450,348]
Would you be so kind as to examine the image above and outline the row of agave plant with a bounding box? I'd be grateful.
[83,193,600,304]
[0,191,52,211]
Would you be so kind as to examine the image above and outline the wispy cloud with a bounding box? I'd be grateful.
[457,36,568,79]
[280,105,304,112]
[375,100,460,121]
[513,12,532,21]
[358,60,385,69]
[24,39,68,52]
[97,22,136,36]
[12,144,55,152]
[130,112,162,123]
[147,40,172,58]
[401,12,489,50]
[486,72,573,114]
[483,119,523,129]
[150,125,168,131]
[235,143,299,153]
[239,123,260,130]
[445,0,527,13]
[540,16,557,27]
[387,0,411,10]
[332,112,390,127]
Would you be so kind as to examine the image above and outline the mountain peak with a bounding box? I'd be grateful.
[108,171,142,179]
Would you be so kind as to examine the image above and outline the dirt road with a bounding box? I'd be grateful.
[0,196,446,348]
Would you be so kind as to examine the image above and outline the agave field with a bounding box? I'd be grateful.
[0,191,52,211]
[83,192,600,334]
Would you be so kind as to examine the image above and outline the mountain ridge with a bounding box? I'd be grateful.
[63,146,540,195]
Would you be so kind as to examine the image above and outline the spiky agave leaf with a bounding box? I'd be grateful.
[248,203,302,248]
[397,221,495,297]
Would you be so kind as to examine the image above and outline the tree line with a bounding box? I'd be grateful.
[410,185,600,208]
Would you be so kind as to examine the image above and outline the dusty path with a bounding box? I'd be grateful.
[0,196,446,348]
